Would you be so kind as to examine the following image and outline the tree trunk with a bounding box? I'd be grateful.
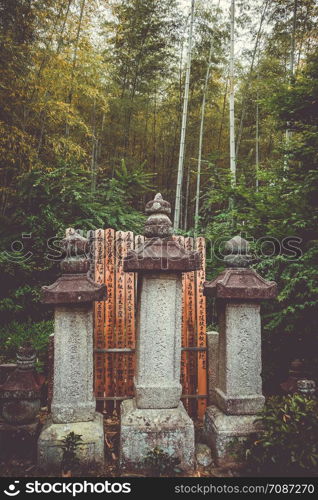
[66,0,86,136]
[284,0,298,170]
[217,75,228,151]
[183,163,190,231]
[173,0,195,231]
[194,41,213,236]
[229,0,236,188]
[235,0,269,159]
[255,54,260,191]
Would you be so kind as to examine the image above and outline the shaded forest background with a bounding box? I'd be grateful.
[0,0,317,390]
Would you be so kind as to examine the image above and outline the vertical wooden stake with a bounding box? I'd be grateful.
[196,237,207,419]
[185,237,197,417]
[94,229,105,411]
[115,231,126,410]
[125,231,135,397]
[105,228,115,414]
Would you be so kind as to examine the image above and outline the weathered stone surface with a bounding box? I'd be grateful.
[204,405,259,466]
[214,302,264,415]
[51,305,96,423]
[134,273,182,409]
[207,331,219,405]
[120,399,194,472]
[47,334,54,412]
[37,412,104,470]
[195,443,213,467]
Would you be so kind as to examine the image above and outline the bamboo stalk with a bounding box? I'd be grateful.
[229,0,236,188]
[173,0,195,231]
[194,41,213,236]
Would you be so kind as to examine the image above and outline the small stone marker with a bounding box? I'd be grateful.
[297,379,316,397]
[37,228,107,470]
[203,235,277,465]
[195,443,213,467]
[120,194,200,472]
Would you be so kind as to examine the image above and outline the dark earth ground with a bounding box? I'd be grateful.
[0,410,238,478]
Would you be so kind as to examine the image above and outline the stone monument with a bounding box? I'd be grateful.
[37,228,107,470]
[120,193,200,472]
[0,345,43,459]
[203,235,277,465]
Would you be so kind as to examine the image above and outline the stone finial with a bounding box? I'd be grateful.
[204,234,277,300]
[224,235,252,268]
[144,193,172,238]
[60,228,90,274]
[16,344,37,370]
[124,194,200,273]
[41,228,107,304]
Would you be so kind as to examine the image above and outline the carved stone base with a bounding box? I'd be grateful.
[120,399,194,472]
[204,405,260,466]
[37,412,104,471]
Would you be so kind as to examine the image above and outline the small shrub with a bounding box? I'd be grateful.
[61,432,83,473]
[143,446,181,477]
[234,394,318,476]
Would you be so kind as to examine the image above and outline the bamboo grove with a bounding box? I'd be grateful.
[0,0,318,390]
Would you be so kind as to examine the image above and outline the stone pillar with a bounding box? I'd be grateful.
[203,235,277,465]
[37,229,107,470]
[47,333,54,412]
[135,272,182,408]
[120,193,200,472]
[207,331,219,405]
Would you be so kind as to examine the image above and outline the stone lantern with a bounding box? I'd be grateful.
[37,228,107,470]
[0,345,41,425]
[0,345,43,459]
[120,193,200,472]
[203,235,277,465]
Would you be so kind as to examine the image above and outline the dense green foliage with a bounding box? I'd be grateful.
[0,320,53,371]
[0,0,317,389]
[233,394,318,476]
